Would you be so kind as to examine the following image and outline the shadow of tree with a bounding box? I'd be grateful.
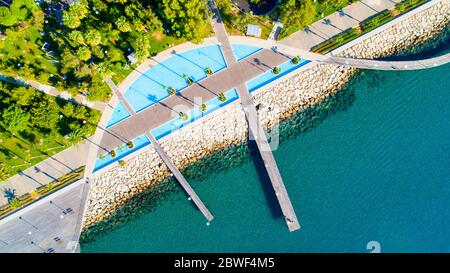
[3,188,16,203]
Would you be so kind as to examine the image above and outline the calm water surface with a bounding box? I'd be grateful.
[82,54,450,253]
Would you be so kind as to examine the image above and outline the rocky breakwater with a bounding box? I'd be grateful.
[254,0,449,127]
[340,0,449,60]
[83,1,450,230]
[83,104,248,227]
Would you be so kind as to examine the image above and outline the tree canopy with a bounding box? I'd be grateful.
[158,0,208,41]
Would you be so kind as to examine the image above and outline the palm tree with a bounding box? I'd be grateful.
[179,112,188,121]
[272,66,281,75]
[67,128,85,147]
[218,92,226,102]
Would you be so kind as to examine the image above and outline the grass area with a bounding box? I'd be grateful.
[311,0,430,54]
[0,81,100,182]
[218,0,274,39]
[277,0,359,39]
[0,134,69,179]
[0,166,85,219]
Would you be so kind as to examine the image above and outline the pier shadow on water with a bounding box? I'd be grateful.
[247,139,283,219]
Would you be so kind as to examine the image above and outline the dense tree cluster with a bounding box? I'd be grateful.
[0,82,100,181]
[0,82,99,140]
[0,0,210,102]
[158,0,208,41]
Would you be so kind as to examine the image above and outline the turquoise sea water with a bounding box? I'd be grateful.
[83,61,450,253]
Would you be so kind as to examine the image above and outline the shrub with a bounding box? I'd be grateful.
[218,92,226,102]
[205,67,213,75]
[30,190,41,200]
[9,198,21,209]
[110,150,117,158]
[168,87,176,95]
[272,66,281,75]
[46,183,54,191]
[127,141,134,149]
[292,56,300,65]
[179,112,188,121]
[200,104,207,112]
[119,160,126,167]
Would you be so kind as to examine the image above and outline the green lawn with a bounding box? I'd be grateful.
[0,82,100,182]
[0,133,69,179]
[277,0,359,39]
[0,25,58,80]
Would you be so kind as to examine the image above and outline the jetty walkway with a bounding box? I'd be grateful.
[104,78,214,222]
[209,0,300,231]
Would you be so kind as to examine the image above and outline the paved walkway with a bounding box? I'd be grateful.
[99,49,290,151]
[0,142,90,206]
[210,0,300,231]
[0,180,85,253]
[0,74,106,111]
[281,0,403,50]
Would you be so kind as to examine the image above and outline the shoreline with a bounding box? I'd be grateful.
[81,1,450,242]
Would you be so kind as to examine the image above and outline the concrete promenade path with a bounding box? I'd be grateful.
[281,0,403,50]
[0,142,90,206]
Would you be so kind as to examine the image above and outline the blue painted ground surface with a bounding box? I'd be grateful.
[106,102,131,128]
[93,135,151,172]
[247,59,310,92]
[124,45,227,113]
[232,44,262,61]
[98,45,311,173]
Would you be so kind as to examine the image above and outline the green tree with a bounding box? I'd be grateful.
[159,0,207,41]
[217,0,233,22]
[85,29,102,46]
[30,99,60,131]
[0,0,33,27]
[69,0,89,20]
[76,46,92,61]
[62,0,89,29]
[132,19,146,33]
[116,16,132,32]
[1,105,30,134]
[62,12,81,29]
[132,33,151,61]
